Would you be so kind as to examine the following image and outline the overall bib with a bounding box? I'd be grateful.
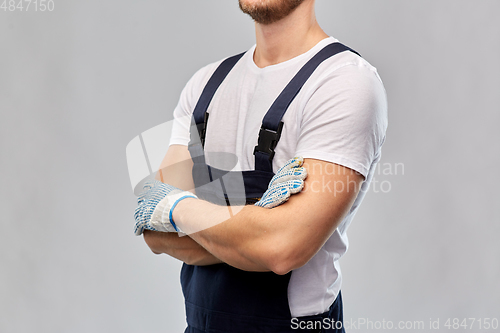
[183,43,359,333]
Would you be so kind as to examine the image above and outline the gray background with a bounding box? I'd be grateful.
[1,0,499,332]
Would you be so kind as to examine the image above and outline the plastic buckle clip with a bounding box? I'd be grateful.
[253,121,284,161]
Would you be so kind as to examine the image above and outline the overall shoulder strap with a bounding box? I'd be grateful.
[254,42,360,172]
[191,52,245,147]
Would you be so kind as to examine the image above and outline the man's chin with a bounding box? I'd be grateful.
[238,0,305,25]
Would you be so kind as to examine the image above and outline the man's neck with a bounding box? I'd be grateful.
[253,1,328,68]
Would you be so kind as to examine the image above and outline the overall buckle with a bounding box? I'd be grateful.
[253,121,284,161]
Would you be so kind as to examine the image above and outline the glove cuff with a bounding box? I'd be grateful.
[150,190,197,233]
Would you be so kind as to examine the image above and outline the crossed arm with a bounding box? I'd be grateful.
[143,145,363,275]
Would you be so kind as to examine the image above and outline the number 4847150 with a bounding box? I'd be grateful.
[444,318,499,330]
[1,0,55,11]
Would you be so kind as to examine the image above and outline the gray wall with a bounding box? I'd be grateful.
[1,0,499,332]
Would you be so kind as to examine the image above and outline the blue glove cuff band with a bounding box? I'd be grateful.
[169,195,196,232]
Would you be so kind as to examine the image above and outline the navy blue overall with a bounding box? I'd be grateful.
[184,43,360,333]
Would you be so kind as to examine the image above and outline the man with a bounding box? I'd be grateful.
[135,0,387,332]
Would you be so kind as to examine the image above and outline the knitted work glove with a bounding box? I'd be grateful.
[255,156,307,209]
[134,180,197,235]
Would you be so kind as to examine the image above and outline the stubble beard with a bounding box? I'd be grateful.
[239,0,306,25]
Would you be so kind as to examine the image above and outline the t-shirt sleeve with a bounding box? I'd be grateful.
[169,62,221,146]
[294,63,388,178]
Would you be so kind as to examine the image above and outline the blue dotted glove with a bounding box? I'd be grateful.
[134,180,197,236]
[255,156,307,209]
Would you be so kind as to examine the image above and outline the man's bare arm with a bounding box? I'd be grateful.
[143,230,222,266]
[173,158,364,274]
[142,144,222,266]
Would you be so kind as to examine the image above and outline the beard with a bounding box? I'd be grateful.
[239,0,305,25]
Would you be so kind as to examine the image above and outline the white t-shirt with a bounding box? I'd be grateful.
[170,37,388,317]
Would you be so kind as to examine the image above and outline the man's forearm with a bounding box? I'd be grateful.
[166,200,270,272]
[172,159,363,275]
[143,230,223,266]
[173,196,318,274]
